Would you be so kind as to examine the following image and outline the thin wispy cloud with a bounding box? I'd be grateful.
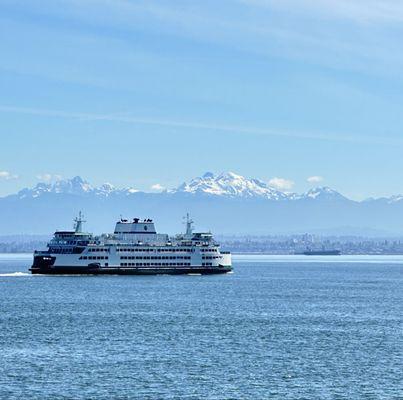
[307,176,324,184]
[0,105,401,146]
[0,171,18,180]
[8,0,403,82]
[36,173,62,182]
[87,1,403,74]
[239,0,403,23]
[269,177,294,191]
[151,183,165,191]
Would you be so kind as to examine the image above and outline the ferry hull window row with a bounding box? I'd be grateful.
[121,262,191,267]
[120,256,191,260]
[49,247,85,254]
[116,248,194,253]
[52,240,90,246]
[87,248,109,252]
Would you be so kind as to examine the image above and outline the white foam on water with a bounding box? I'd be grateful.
[0,272,30,277]
[187,273,202,276]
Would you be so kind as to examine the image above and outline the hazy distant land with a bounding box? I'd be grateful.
[2,234,403,255]
[3,173,403,255]
[2,173,403,237]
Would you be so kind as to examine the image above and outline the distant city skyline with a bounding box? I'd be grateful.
[1,1,403,200]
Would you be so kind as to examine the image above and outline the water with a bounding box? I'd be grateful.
[0,254,402,399]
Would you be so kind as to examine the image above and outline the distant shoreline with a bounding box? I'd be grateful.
[2,234,403,256]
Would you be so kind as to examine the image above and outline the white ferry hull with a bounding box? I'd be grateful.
[30,214,232,276]
[30,264,232,275]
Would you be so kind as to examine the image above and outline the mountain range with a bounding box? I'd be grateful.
[1,172,403,235]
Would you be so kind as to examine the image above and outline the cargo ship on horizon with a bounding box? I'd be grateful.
[297,249,341,256]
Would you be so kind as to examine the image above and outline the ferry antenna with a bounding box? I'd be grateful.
[183,212,194,238]
[74,211,86,233]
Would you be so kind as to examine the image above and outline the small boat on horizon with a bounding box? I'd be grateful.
[297,249,341,256]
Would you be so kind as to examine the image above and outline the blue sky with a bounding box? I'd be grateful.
[1,0,403,199]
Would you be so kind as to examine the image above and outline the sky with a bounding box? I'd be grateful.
[1,0,403,200]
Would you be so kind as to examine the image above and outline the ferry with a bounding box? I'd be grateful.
[30,213,232,275]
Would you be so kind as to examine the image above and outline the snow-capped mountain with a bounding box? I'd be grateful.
[362,194,403,204]
[15,173,347,201]
[17,176,138,199]
[384,195,403,204]
[171,172,291,200]
[2,172,403,235]
[296,187,348,201]
[10,172,372,203]
[171,172,347,201]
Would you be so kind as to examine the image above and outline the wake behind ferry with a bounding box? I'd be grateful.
[30,213,232,275]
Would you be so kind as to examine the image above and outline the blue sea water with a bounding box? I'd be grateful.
[0,254,402,400]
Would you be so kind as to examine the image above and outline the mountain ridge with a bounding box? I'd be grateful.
[1,172,403,235]
[7,172,378,202]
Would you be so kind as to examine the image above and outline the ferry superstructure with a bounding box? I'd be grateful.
[30,213,232,275]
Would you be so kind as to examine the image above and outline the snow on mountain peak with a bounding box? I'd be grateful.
[18,177,138,198]
[15,173,348,202]
[386,194,403,204]
[52,176,93,195]
[100,182,114,190]
[95,182,116,196]
[172,171,290,200]
[302,186,345,200]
